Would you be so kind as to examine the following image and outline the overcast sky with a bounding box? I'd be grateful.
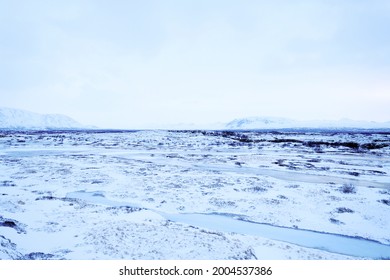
[1,0,390,128]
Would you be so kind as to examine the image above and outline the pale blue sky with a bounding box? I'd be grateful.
[1,0,390,128]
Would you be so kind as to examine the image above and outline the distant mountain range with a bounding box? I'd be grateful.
[225,116,390,130]
[0,107,88,130]
[1,107,389,130]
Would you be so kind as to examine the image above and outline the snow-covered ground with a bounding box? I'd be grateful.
[1,129,389,260]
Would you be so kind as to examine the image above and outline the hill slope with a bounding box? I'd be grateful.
[226,116,390,130]
[0,107,87,130]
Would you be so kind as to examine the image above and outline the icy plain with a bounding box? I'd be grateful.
[1,129,389,260]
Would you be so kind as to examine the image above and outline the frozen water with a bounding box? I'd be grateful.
[67,190,390,259]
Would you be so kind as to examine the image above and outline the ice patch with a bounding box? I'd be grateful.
[67,190,390,259]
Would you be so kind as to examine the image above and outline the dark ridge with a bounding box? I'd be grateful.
[361,143,389,150]
[22,252,56,260]
[0,217,26,234]
[270,139,304,143]
[305,141,360,149]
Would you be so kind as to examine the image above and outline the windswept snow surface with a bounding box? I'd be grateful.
[0,129,390,260]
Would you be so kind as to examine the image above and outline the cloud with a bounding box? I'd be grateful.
[1,0,389,127]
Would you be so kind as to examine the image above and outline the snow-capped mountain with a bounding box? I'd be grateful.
[226,117,295,129]
[226,116,390,130]
[0,107,88,130]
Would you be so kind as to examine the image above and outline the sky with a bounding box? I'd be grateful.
[1,0,390,129]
